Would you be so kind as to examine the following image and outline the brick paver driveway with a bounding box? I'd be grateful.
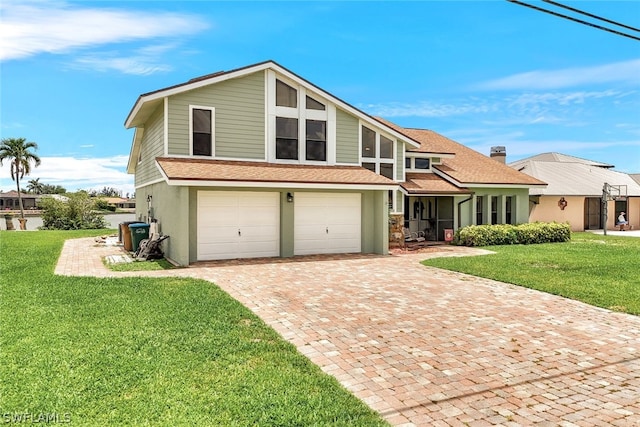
[58,239,640,426]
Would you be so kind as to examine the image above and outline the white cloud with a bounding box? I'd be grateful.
[361,100,499,118]
[0,1,208,60]
[363,89,626,120]
[0,155,134,196]
[475,59,640,91]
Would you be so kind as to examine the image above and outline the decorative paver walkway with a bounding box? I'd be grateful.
[57,238,640,426]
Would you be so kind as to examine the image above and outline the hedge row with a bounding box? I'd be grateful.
[454,222,571,246]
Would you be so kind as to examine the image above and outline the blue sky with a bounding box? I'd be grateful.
[1,0,639,196]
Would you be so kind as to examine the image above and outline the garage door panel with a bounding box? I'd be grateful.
[198,191,279,261]
[294,193,361,255]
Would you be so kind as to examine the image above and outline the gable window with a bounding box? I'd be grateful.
[276,117,298,160]
[362,126,376,158]
[272,77,329,163]
[191,107,214,156]
[276,80,297,107]
[306,96,325,111]
[306,120,326,161]
[360,125,395,180]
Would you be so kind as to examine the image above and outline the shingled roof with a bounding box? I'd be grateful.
[377,118,546,188]
[156,157,397,188]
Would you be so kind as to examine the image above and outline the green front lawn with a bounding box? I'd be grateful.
[0,230,387,426]
[423,232,640,315]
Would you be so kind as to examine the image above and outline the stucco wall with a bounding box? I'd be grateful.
[135,182,190,266]
[530,195,583,231]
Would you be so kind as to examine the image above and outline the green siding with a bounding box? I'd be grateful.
[335,108,359,164]
[395,140,405,181]
[167,71,265,159]
[135,105,164,186]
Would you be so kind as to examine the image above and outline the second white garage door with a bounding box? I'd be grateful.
[294,192,361,255]
[197,191,280,260]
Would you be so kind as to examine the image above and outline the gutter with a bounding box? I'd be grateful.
[457,193,475,228]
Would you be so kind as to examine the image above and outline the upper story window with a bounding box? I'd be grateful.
[361,125,395,180]
[272,78,328,163]
[191,106,214,156]
[405,156,431,172]
[276,80,297,107]
[306,96,325,111]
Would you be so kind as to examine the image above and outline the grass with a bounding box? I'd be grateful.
[0,230,388,426]
[105,258,177,272]
[423,232,640,315]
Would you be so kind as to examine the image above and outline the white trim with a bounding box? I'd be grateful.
[166,179,399,191]
[189,105,216,157]
[465,183,547,189]
[135,177,165,189]
[359,122,396,182]
[268,72,333,165]
[433,168,545,189]
[127,127,145,174]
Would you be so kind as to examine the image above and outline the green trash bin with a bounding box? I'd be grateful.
[129,223,150,252]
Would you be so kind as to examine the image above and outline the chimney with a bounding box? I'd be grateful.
[490,146,506,164]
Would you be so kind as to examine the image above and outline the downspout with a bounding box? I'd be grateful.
[457,193,475,229]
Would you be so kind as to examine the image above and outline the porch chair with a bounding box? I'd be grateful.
[403,227,426,250]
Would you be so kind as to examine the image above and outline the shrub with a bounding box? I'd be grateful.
[454,222,570,246]
[39,192,108,230]
[94,198,117,212]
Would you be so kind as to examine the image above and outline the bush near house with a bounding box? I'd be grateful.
[455,222,571,246]
[39,192,108,230]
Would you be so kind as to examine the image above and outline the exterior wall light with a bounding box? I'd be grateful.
[287,192,294,203]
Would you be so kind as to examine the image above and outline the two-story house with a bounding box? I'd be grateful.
[125,61,544,265]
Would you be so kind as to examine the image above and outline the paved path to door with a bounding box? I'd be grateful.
[57,238,640,426]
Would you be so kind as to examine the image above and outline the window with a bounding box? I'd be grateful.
[306,96,325,110]
[405,157,411,169]
[380,163,394,179]
[415,158,430,169]
[276,80,297,107]
[362,126,376,158]
[360,125,395,180]
[192,108,213,156]
[506,196,513,224]
[273,77,329,163]
[276,117,298,160]
[306,120,326,161]
[476,196,484,224]
[491,196,498,224]
[380,135,393,159]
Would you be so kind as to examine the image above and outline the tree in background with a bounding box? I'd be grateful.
[27,178,44,194]
[39,191,107,230]
[41,184,67,194]
[0,137,41,220]
[89,186,122,198]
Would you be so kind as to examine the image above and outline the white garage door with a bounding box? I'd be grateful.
[197,191,280,260]
[294,193,361,255]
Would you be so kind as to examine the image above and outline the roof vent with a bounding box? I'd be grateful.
[490,146,506,163]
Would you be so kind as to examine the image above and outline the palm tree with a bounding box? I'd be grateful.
[27,177,44,194]
[0,137,41,219]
